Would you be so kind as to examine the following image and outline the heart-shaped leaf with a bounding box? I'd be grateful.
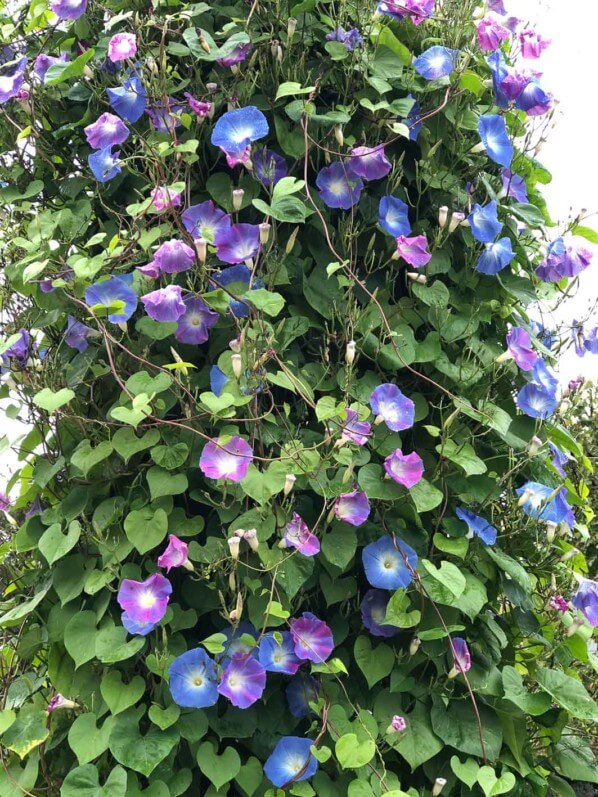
[109,707,179,777]
[60,763,127,797]
[0,709,16,735]
[148,703,180,730]
[234,756,264,797]
[95,625,145,664]
[336,733,376,769]
[197,741,241,790]
[451,756,480,788]
[68,713,114,765]
[146,466,188,500]
[354,636,395,688]
[101,671,146,716]
[39,520,81,565]
[477,766,516,797]
[124,506,168,555]
[64,611,98,669]
[422,559,466,599]
[112,428,161,463]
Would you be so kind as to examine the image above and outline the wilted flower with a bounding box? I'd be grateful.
[455,507,497,545]
[549,442,571,478]
[146,97,185,133]
[378,0,435,25]
[108,33,137,62]
[286,673,320,718]
[536,238,592,282]
[65,316,93,352]
[184,93,213,118]
[157,535,192,572]
[387,715,407,733]
[150,186,182,212]
[448,637,471,677]
[362,534,418,590]
[199,436,253,482]
[413,46,459,80]
[384,449,424,488]
[34,53,69,82]
[47,694,77,712]
[394,235,432,268]
[476,13,510,51]
[282,513,320,556]
[264,737,318,789]
[549,595,569,613]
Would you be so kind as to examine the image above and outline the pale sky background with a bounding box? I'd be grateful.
[1,0,597,484]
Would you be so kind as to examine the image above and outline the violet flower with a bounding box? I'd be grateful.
[34,53,69,82]
[448,637,471,677]
[117,573,172,627]
[334,490,370,527]
[253,148,288,186]
[340,408,371,446]
[290,612,334,663]
[536,238,592,282]
[184,93,213,119]
[107,74,147,123]
[519,29,550,59]
[84,112,129,149]
[326,26,363,52]
[150,186,182,212]
[316,162,363,210]
[500,169,528,203]
[65,315,93,352]
[108,33,137,62]
[50,0,87,20]
[361,589,400,638]
[384,449,424,488]
[157,535,192,572]
[283,513,320,556]
[218,656,266,708]
[217,43,252,68]
[88,148,122,183]
[211,105,268,165]
[175,296,219,344]
[215,223,260,264]
[146,97,185,133]
[571,578,598,626]
[395,234,432,268]
[148,239,196,275]
[347,145,392,181]
[47,694,77,712]
[500,327,538,371]
[141,285,186,322]
[370,383,415,431]
[476,13,510,52]
[199,436,253,482]
[182,200,231,242]
[258,632,302,675]
[413,46,459,80]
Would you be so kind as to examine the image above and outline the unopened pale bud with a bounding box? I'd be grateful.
[286,226,299,254]
[342,464,354,483]
[229,336,242,354]
[409,636,421,656]
[345,340,356,365]
[232,353,242,379]
[517,488,533,507]
[259,222,271,244]
[566,617,585,637]
[287,17,297,38]
[528,435,542,456]
[334,125,344,147]
[433,779,447,797]
[244,528,259,552]
[271,39,280,58]
[228,536,240,560]
[560,548,579,562]
[448,211,466,232]
[231,63,240,75]
[275,44,283,62]
[117,321,128,333]
[407,272,427,284]
[206,82,218,93]
[438,206,449,229]
[195,237,207,263]
[374,414,384,426]
[470,142,486,154]
[546,521,558,543]
[199,35,211,54]
[283,473,296,496]
[232,188,244,211]
[386,715,406,734]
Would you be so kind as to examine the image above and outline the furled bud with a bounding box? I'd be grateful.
[438,206,449,229]
[345,339,356,365]
[287,17,297,39]
[232,188,244,211]
[527,435,542,456]
[409,636,421,656]
[283,473,296,496]
[470,142,486,154]
[406,272,427,284]
[244,528,259,552]
[199,35,211,54]
[232,353,243,379]
[334,125,344,147]
[545,521,558,543]
[517,488,533,507]
[195,237,208,264]
[286,226,300,254]
[448,211,466,232]
[259,222,271,244]
[433,779,447,797]
[560,548,579,562]
[228,536,240,560]
[206,82,218,93]
[229,336,242,354]
[566,617,585,637]
[47,694,77,713]
[386,715,407,734]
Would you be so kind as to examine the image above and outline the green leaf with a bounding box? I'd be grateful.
[509,202,545,227]
[39,520,81,565]
[2,706,49,759]
[234,757,264,797]
[275,82,315,100]
[431,697,503,761]
[486,548,533,593]
[60,764,127,797]
[148,704,180,730]
[95,625,145,664]
[411,280,450,308]
[196,741,241,790]
[146,466,188,500]
[64,611,98,668]
[70,440,114,477]
[124,506,168,554]
[384,589,421,628]
[553,737,598,784]
[376,27,411,65]
[68,713,114,765]
[450,756,481,789]
[354,636,395,688]
[150,443,189,470]
[182,28,250,62]
[535,667,598,721]
[0,709,16,736]
[109,708,179,777]
[33,387,75,413]
[100,671,146,716]
[410,479,443,512]
[112,428,160,463]
[244,288,286,317]
[501,666,551,716]
[240,462,288,504]
[571,223,598,244]
[335,734,376,769]
[321,526,356,571]
[45,48,95,85]
[433,533,469,559]
[477,767,516,797]
[421,560,466,598]
[438,439,487,476]
[394,702,443,770]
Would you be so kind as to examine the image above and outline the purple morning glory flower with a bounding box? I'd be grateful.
[316,162,363,210]
[283,513,320,556]
[65,316,92,352]
[85,275,138,322]
[290,612,334,663]
[253,148,288,186]
[326,26,363,51]
[107,74,148,123]
[361,589,400,638]
[199,435,253,482]
[378,196,411,237]
[211,106,269,164]
[516,79,552,117]
[286,674,320,718]
[85,113,130,149]
[516,358,559,419]
[340,408,371,446]
[362,534,418,590]
[210,265,262,319]
[169,648,218,708]
[468,201,502,243]
[150,186,182,212]
[504,327,538,371]
[108,32,137,63]
[516,481,574,527]
[395,234,432,268]
[501,169,528,203]
[264,736,318,789]
[449,637,471,675]
[175,296,219,344]
[476,238,514,275]
[0,57,27,104]
[218,656,266,709]
[476,13,510,52]
[571,579,598,626]
[50,0,87,19]
[370,383,415,431]
[149,239,196,276]
[347,146,392,181]
[520,29,551,59]
[121,612,158,635]
[582,327,598,354]
[215,223,260,264]
[4,329,31,365]
[413,46,459,80]
[210,365,229,397]
[220,623,259,665]
[258,632,302,675]
[182,200,231,242]
[384,449,424,488]
[217,43,253,68]
[146,97,184,133]
[549,443,570,478]
[455,507,497,545]
[157,534,191,572]
[378,0,435,25]
[478,114,513,167]
[536,238,592,282]
[488,0,507,13]
[185,94,213,118]
[334,490,370,527]
[141,285,186,322]
[34,53,69,82]
[117,572,172,626]
[88,148,121,183]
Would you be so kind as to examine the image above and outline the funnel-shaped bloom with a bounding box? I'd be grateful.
[211,106,268,162]
[516,79,552,116]
[455,507,497,545]
[476,238,514,275]
[476,13,510,51]
[413,46,459,80]
[217,43,253,68]
[340,408,371,446]
[199,436,253,482]
[65,316,92,352]
[34,53,69,82]
[88,147,122,183]
[157,535,190,572]
[264,737,318,789]
[347,145,392,181]
[259,632,302,675]
[516,481,574,527]
[326,26,364,51]
[335,490,370,527]
[468,201,502,243]
[505,327,538,371]
[290,612,334,663]
[253,148,288,186]
[516,358,559,419]
[361,589,400,637]
[85,113,129,149]
[220,623,259,665]
[108,33,137,62]
[50,0,87,19]
[215,223,260,264]
[182,200,231,242]
[141,285,186,322]
[107,75,148,123]
[286,674,320,718]
[150,186,181,212]
[316,162,363,210]
[169,648,218,707]
[210,264,263,318]
[3,329,30,366]
[450,637,471,673]
[501,169,528,203]
[283,513,320,556]
[395,234,432,268]
[149,239,196,276]
[218,656,266,708]
[117,573,172,626]
[370,383,415,431]
[362,535,418,589]
[85,275,137,322]
[478,114,513,167]
[384,449,424,488]
[378,196,411,237]
[0,57,27,104]
[519,29,550,59]
[571,579,598,626]
[536,238,592,282]
[549,443,570,478]
[146,97,184,133]
[175,296,219,344]
[378,0,434,25]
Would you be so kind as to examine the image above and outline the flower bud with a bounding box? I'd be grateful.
[146,55,159,75]
[206,82,218,93]
[407,272,427,284]
[566,617,585,637]
[345,340,356,365]
[244,528,259,552]
[374,414,384,426]
[334,125,344,147]
[470,142,486,154]
[259,222,271,244]
[433,779,447,797]
[232,353,242,379]
[231,64,240,75]
[286,226,300,254]
[560,548,579,562]
[287,17,297,39]
[229,608,239,621]
[47,694,77,713]
[545,521,558,543]
[228,536,240,560]
[448,211,466,232]
[438,206,449,229]
[199,35,211,54]
[283,473,296,496]
[386,715,406,734]
[117,321,128,333]
[275,44,283,62]
[195,237,208,263]
[409,636,421,656]
[232,188,244,211]
[229,336,242,354]
[527,435,542,456]
[517,488,533,507]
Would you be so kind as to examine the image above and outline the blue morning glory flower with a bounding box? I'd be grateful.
[516,79,552,116]
[210,264,263,318]
[219,621,259,666]
[362,534,418,590]
[516,358,559,419]
[455,507,497,545]
[210,365,229,397]
[413,46,459,80]
[478,114,513,167]
[316,162,363,210]
[253,148,288,186]
[405,94,423,141]
[258,631,301,675]
[182,200,231,243]
[88,147,121,183]
[360,589,400,637]
[378,196,411,237]
[168,648,219,708]
[211,106,269,160]
[121,612,156,636]
[106,74,147,123]
[476,238,514,275]
[286,673,320,718]
[516,481,574,527]
[85,274,138,322]
[468,201,502,243]
[264,736,318,789]
[549,442,570,478]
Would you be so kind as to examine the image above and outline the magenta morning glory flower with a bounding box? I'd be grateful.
[384,449,424,488]
[88,148,122,183]
[316,162,363,210]
[215,223,260,264]
[377,0,434,25]
[476,238,514,275]
[84,112,129,150]
[347,146,392,181]
[519,29,550,59]
[50,0,87,19]
[199,436,253,482]
[334,490,370,527]
[500,169,528,203]
[65,316,92,352]
[108,33,137,62]
[378,196,411,237]
[141,285,186,322]
[264,736,318,789]
[146,97,184,133]
[34,53,69,82]
[501,327,538,371]
[449,637,471,676]
[370,383,415,431]
[326,26,363,51]
[455,507,497,545]
[176,296,219,344]
[107,74,147,123]
[211,106,268,164]
[476,13,510,52]
[150,186,182,212]
[478,114,513,167]
[290,612,334,663]
[468,201,502,243]
[149,239,196,276]
[157,535,192,572]
[340,408,371,446]
[85,274,138,322]
[549,595,569,614]
[413,46,459,80]
[253,148,288,186]
[169,648,219,707]
[184,93,213,118]
[258,632,302,675]
[536,238,593,282]
[217,43,253,68]
[283,513,320,556]
[395,234,432,268]
[47,694,77,712]
[361,590,400,638]
[117,572,172,626]
[218,656,266,709]
[571,578,598,626]
[362,534,418,590]
[182,200,231,242]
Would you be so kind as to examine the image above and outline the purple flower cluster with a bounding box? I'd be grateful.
[326,26,363,52]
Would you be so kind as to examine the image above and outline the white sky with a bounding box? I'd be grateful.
[1,0,597,483]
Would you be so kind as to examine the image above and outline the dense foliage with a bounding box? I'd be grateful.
[0,0,597,795]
